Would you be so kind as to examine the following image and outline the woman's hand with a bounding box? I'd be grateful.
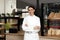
[34,26,40,30]
[25,24,28,27]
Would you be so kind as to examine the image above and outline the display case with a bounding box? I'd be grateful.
[41,3,60,36]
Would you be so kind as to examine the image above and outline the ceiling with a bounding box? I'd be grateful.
[17,0,60,9]
[20,0,60,6]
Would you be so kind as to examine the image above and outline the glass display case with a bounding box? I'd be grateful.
[41,3,60,36]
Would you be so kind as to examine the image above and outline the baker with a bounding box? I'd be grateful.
[22,6,41,40]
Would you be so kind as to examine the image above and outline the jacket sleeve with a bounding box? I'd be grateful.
[22,18,29,31]
[37,18,41,32]
[34,18,41,32]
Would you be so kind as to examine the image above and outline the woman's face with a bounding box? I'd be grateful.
[28,7,35,15]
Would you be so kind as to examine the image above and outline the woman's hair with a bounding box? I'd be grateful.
[28,6,35,10]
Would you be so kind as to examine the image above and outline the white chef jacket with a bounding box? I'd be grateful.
[22,15,41,40]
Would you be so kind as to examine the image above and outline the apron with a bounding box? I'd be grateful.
[24,32,39,40]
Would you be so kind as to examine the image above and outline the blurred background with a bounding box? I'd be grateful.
[0,0,60,40]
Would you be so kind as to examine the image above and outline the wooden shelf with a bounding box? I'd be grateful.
[10,23,17,25]
[0,34,5,38]
[46,18,60,20]
[11,24,17,26]
[20,17,23,19]
[10,23,17,26]
[0,23,4,25]
[0,28,5,30]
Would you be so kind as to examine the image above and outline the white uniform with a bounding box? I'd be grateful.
[22,15,41,40]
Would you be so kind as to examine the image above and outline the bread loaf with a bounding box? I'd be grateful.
[48,12,55,19]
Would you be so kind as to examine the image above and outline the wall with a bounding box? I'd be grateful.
[0,0,16,14]
[5,0,16,13]
[0,0,4,14]
[16,0,33,9]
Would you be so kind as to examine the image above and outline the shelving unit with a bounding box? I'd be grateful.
[0,18,5,40]
[4,17,19,32]
[7,19,18,28]
[0,16,20,40]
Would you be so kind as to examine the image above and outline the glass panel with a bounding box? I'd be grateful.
[41,3,60,36]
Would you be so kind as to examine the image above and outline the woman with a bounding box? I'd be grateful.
[22,6,41,40]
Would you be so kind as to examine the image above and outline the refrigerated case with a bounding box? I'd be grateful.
[41,3,60,36]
